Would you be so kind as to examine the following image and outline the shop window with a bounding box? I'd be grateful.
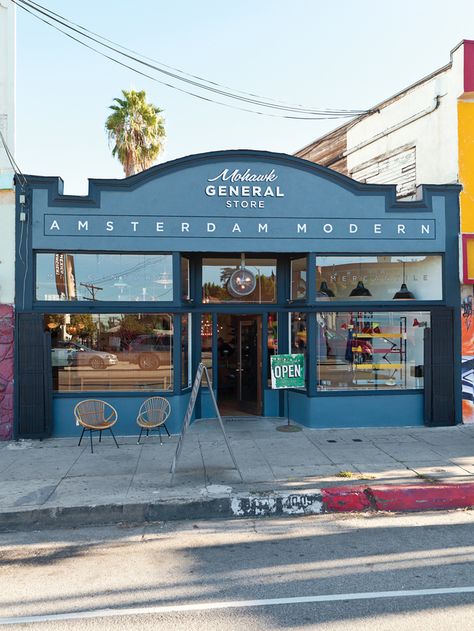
[290,257,307,300]
[181,314,192,388]
[181,256,191,301]
[202,257,276,303]
[45,313,173,392]
[290,312,307,355]
[36,253,173,302]
[201,313,213,385]
[315,256,442,301]
[316,311,430,391]
[267,313,278,386]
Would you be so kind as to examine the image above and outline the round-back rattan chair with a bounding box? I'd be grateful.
[74,399,119,453]
[136,396,171,445]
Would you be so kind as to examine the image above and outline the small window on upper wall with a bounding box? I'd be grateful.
[36,253,173,302]
[315,256,442,301]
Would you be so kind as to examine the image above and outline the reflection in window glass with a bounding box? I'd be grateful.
[317,311,430,391]
[291,257,307,300]
[267,313,278,386]
[181,314,191,388]
[201,313,213,385]
[181,256,190,301]
[316,256,442,301]
[290,312,307,355]
[36,254,173,301]
[202,258,276,303]
[45,313,173,392]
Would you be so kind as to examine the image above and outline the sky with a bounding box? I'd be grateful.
[13,0,474,195]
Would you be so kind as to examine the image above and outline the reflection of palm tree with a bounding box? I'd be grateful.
[220,267,235,284]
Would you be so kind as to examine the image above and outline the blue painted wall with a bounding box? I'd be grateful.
[15,150,462,436]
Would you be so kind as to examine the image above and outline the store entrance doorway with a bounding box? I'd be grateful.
[217,314,262,416]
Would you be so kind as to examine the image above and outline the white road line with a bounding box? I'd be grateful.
[1,586,474,625]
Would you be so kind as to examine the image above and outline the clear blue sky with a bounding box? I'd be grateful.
[15,0,474,194]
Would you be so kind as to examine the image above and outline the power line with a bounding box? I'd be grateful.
[13,0,370,120]
[22,0,367,116]
[0,129,27,189]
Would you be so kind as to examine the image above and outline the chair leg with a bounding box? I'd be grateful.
[89,429,94,454]
[110,428,119,449]
[158,426,163,446]
[99,430,102,443]
[146,429,149,437]
[78,427,85,447]
[137,427,144,444]
[163,424,171,437]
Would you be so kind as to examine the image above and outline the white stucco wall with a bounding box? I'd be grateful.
[346,44,464,188]
[0,0,15,304]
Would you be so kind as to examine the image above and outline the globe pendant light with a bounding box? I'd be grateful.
[227,253,256,298]
[393,262,415,299]
[319,281,335,297]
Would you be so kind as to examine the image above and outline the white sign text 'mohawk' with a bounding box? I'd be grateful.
[205,169,284,206]
[44,216,436,239]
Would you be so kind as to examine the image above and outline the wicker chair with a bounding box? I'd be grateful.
[137,396,171,445]
[74,399,119,454]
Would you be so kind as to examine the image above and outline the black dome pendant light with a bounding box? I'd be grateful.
[319,281,335,297]
[350,262,371,297]
[393,261,415,300]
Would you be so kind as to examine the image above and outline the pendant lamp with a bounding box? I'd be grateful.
[319,281,335,297]
[393,262,415,300]
[349,261,371,297]
[350,280,372,297]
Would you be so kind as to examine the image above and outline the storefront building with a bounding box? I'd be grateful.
[14,150,461,438]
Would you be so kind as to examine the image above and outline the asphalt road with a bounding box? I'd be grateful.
[0,511,474,629]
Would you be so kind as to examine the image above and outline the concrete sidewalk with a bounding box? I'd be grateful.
[1,419,474,530]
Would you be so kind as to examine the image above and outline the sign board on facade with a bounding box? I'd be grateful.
[271,354,305,389]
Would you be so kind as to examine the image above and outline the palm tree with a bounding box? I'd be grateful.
[105,89,165,177]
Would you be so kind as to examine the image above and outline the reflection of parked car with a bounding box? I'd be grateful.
[51,341,118,370]
[126,335,172,370]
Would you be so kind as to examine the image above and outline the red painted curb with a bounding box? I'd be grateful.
[321,486,372,512]
[321,483,474,513]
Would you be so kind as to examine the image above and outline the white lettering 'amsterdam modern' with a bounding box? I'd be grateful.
[45,218,435,239]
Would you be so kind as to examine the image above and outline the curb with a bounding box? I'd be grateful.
[1,483,474,532]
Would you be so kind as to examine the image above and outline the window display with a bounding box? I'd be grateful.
[317,311,430,391]
[316,256,442,301]
[45,313,173,392]
[36,253,173,302]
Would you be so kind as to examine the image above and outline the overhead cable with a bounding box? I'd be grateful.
[21,0,367,115]
[0,129,27,189]
[13,0,370,120]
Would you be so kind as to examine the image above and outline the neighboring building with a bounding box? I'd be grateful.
[15,150,460,438]
[0,0,15,440]
[296,39,474,423]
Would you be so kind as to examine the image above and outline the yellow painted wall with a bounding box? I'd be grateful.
[458,100,474,233]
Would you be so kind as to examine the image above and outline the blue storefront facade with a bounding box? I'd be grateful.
[14,150,461,438]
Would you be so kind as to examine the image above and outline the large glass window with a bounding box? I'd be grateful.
[316,311,430,391]
[316,256,442,301]
[202,257,276,303]
[201,313,213,385]
[291,257,307,300]
[45,313,173,392]
[267,313,278,386]
[181,256,190,301]
[181,314,191,388]
[290,312,307,355]
[36,254,173,302]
